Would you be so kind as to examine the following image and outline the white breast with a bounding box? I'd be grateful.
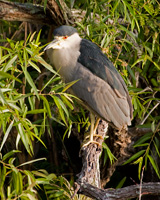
[46,33,82,82]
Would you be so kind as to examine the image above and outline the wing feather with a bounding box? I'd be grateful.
[78,39,133,120]
[71,63,131,129]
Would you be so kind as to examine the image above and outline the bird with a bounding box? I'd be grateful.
[44,25,133,146]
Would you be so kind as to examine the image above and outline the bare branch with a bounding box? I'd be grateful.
[77,181,160,200]
[0,0,73,26]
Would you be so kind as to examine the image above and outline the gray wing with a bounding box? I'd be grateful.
[72,39,133,129]
[72,63,131,129]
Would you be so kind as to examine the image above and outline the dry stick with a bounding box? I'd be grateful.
[139,166,145,200]
[140,102,160,125]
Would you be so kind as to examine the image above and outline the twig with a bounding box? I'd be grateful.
[139,166,145,200]
[140,102,160,125]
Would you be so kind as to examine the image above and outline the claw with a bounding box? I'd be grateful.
[81,114,103,149]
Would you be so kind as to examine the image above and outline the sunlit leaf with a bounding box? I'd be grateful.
[0,119,14,152]
[21,66,39,99]
[148,154,160,178]
[123,150,145,165]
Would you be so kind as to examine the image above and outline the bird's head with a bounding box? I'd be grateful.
[44,25,81,51]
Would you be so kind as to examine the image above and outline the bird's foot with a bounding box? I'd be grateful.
[81,133,103,148]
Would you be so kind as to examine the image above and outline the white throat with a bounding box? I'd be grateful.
[46,33,82,82]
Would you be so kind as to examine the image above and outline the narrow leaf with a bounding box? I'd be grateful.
[148,154,160,178]
[123,150,145,165]
[0,119,14,152]
[21,66,39,99]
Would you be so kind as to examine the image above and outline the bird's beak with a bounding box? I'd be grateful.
[44,37,64,51]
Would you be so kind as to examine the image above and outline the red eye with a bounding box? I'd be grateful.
[63,36,68,39]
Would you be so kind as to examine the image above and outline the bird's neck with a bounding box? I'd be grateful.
[48,34,82,82]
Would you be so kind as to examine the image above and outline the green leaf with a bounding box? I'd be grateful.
[61,95,74,110]
[133,156,143,179]
[26,109,46,115]
[123,150,145,165]
[17,122,30,154]
[2,150,21,161]
[102,142,117,164]
[3,54,18,72]
[116,177,126,189]
[40,95,52,118]
[0,71,21,82]
[0,119,14,152]
[127,65,136,81]
[0,165,6,190]
[52,95,68,125]
[134,132,152,147]
[41,76,61,92]
[0,54,10,65]
[119,25,136,42]
[35,55,57,74]
[62,80,79,92]
[28,60,41,73]
[21,66,39,99]
[49,190,64,198]
[148,154,160,178]
[17,158,46,167]
[0,88,7,105]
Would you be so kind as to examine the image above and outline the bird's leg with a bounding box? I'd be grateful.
[82,114,103,148]
[89,113,95,142]
[92,116,104,140]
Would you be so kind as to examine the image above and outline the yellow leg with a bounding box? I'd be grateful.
[82,114,103,148]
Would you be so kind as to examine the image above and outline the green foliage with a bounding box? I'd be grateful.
[0,0,160,199]
[102,142,117,165]
[123,122,160,180]
[0,31,76,199]
[0,31,74,155]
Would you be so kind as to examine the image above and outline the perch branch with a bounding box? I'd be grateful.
[77,181,160,200]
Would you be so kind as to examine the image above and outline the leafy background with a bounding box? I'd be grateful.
[0,0,160,199]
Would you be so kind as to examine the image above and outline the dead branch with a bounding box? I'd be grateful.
[77,120,108,189]
[76,181,160,200]
[0,0,73,26]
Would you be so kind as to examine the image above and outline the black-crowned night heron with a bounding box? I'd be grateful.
[44,25,133,146]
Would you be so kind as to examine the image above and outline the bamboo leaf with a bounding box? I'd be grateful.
[116,177,126,189]
[35,55,57,74]
[0,54,10,65]
[0,71,21,82]
[0,88,7,105]
[17,122,30,154]
[26,109,46,115]
[61,95,74,110]
[0,165,6,190]
[0,119,14,152]
[62,80,79,92]
[2,150,21,161]
[17,158,46,167]
[21,66,39,99]
[134,132,152,147]
[102,142,117,164]
[123,150,145,165]
[52,95,68,125]
[148,154,160,178]
[4,54,18,72]
[40,95,52,118]
[119,25,136,42]
[28,60,41,73]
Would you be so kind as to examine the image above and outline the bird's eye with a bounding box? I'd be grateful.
[63,36,68,39]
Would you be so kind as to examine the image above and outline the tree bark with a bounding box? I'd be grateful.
[76,182,160,200]
[0,0,73,26]
[76,120,108,188]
